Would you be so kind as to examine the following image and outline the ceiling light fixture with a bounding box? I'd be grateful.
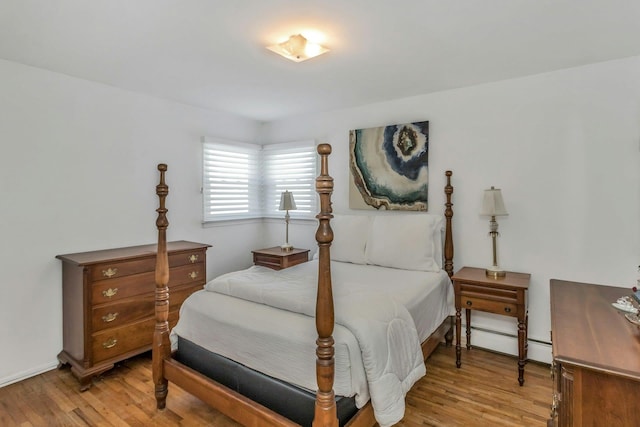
[267,34,329,62]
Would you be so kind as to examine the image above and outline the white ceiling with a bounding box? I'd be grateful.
[1,1,640,122]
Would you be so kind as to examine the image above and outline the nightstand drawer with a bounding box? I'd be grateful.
[460,295,518,316]
[252,247,309,270]
[458,283,518,302]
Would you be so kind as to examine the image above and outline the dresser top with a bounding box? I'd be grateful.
[56,240,210,265]
[550,279,640,381]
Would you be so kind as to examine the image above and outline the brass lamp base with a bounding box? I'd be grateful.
[486,266,506,278]
[280,244,293,252]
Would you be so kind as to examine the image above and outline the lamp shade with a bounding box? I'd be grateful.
[279,191,297,211]
[481,187,508,216]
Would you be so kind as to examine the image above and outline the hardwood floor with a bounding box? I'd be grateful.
[0,344,552,426]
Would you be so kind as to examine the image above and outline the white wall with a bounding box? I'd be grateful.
[0,59,264,386]
[263,56,640,362]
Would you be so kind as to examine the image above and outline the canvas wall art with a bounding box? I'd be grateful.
[349,121,429,210]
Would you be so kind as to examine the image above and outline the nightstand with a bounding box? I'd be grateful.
[252,247,310,270]
[452,266,531,385]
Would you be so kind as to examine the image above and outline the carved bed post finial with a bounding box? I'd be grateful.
[313,143,338,427]
[153,163,171,409]
[444,171,454,278]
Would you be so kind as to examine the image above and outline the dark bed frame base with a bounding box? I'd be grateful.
[175,337,359,426]
[152,146,455,427]
[167,317,452,427]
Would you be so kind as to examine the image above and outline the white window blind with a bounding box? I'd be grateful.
[263,141,317,219]
[202,139,317,222]
[202,140,261,221]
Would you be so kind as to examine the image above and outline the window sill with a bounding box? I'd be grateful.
[202,216,316,228]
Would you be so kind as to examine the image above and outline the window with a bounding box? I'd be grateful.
[202,138,317,222]
[202,140,261,221]
[262,141,317,219]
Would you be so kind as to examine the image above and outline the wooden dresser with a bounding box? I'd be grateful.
[549,279,640,426]
[56,240,210,390]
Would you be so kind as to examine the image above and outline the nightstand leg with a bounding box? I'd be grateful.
[455,308,461,368]
[465,308,471,350]
[518,317,527,386]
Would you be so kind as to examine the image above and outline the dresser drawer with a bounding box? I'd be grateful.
[88,248,206,283]
[91,285,201,332]
[92,271,155,304]
[91,263,205,305]
[92,310,180,363]
[169,250,206,268]
[89,257,156,282]
[169,263,206,287]
[460,295,518,316]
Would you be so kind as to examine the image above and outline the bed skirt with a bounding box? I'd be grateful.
[175,336,359,426]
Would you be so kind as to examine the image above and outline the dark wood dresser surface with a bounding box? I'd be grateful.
[56,240,210,390]
[549,279,640,426]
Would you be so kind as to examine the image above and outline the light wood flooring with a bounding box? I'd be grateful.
[0,344,552,426]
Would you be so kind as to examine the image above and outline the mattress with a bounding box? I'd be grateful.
[171,259,453,409]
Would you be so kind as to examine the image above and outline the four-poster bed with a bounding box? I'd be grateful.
[153,143,455,427]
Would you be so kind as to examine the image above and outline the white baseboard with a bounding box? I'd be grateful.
[460,326,552,364]
[0,361,58,388]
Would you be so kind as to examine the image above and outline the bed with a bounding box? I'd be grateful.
[152,143,455,427]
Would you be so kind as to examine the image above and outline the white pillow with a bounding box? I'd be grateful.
[365,214,444,272]
[327,214,370,264]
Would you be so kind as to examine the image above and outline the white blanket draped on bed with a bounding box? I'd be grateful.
[203,263,427,427]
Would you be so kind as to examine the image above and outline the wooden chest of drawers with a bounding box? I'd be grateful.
[549,280,640,426]
[56,240,210,390]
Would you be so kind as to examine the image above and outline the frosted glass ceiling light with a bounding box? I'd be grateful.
[267,34,329,62]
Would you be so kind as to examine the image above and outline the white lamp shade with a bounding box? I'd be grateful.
[481,187,508,216]
[279,191,297,211]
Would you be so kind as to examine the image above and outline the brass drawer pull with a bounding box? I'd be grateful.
[188,254,199,264]
[102,312,119,323]
[188,271,198,280]
[466,300,472,306]
[102,338,117,349]
[504,307,511,313]
[102,288,118,298]
[102,268,118,278]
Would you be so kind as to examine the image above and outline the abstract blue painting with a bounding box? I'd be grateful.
[349,121,429,210]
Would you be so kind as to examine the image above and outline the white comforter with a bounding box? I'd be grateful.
[203,263,427,427]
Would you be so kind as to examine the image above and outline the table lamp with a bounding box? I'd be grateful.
[279,190,297,251]
[481,186,508,278]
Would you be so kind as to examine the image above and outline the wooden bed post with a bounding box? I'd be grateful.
[153,163,171,409]
[444,171,454,278]
[313,144,338,427]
